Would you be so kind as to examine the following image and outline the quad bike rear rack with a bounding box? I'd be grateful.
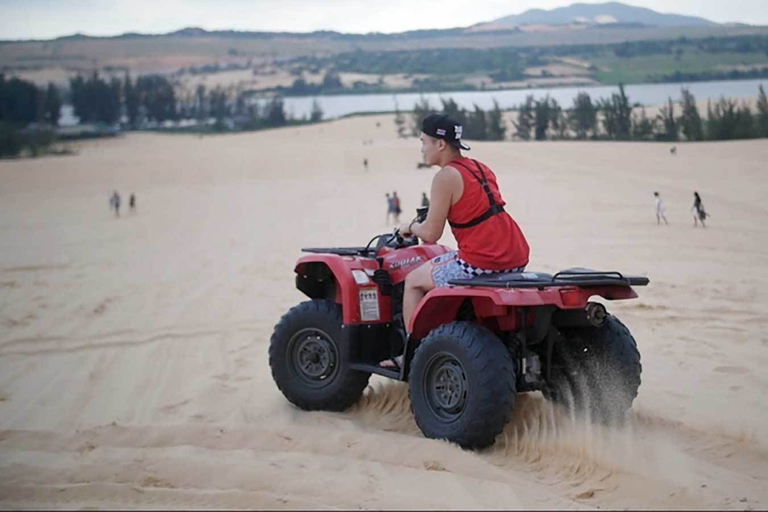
[449,268,649,289]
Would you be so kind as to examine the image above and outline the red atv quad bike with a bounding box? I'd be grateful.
[270,208,649,449]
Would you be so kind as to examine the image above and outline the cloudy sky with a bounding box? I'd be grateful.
[1,0,766,40]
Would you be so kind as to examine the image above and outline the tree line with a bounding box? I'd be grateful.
[0,75,62,157]
[69,73,323,131]
[394,84,768,144]
[393,98,507,142]
[1,72,326,157]
[510,84,768,142]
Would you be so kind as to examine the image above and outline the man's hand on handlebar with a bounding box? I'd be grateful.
[398,222,414,236]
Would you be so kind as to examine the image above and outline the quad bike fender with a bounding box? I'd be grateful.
[294,254,391,324]
[408,285,638,340]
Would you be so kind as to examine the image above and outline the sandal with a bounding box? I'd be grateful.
[380,355,403,371]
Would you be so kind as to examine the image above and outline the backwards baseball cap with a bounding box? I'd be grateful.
[421,114,471,151]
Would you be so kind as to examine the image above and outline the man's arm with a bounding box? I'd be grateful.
[404,167,461,244]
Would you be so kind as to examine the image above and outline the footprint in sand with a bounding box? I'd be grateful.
[161,399,191,413]
[423,461,447,472]
[3,313,37,328]
[92,298,114,316]
[575,489,599,499]
[713,366,750,375]
[140,476,176,489]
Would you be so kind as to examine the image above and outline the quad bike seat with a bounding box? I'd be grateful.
[448,267,649,289]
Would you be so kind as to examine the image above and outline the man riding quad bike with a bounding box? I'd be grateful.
[270,115,648,449]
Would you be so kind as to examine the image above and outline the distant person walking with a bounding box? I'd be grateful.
[385,193,395,225]
[363,158,369,171]
[670,146,677,156]
[129,193,136,214]
[392,191,402,224]
[421,192,430,209]
[654,192,668,225]
[110,190,121,217]
[692,191,709,228]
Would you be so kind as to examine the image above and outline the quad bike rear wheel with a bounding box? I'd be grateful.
[545,314,641,425]
[270,299,370,411]
[408,322,516,449]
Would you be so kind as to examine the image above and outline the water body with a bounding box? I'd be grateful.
[277,79,768,120]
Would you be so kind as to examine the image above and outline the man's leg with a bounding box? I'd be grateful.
[381,261,436,368]
[402,261,436,333]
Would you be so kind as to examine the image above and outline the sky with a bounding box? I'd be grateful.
[1,0,767,41]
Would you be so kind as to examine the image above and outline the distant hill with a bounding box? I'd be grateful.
[491,2,718,28]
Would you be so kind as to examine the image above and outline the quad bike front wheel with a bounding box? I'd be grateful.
[408,322,517,449]
[545,314,641,425]
[270,299,370,411]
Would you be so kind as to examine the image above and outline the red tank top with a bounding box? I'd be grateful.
[446,158,530,270]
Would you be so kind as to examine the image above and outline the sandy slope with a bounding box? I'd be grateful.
[1,115,767,510]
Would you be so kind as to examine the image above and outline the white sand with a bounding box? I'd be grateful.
[1,115,768,509]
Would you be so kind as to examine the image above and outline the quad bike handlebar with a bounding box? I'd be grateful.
[364,207,427,254]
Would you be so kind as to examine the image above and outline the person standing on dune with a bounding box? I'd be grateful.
[692,191,709,228]
[110,190,121,217]
[654,192,668,225]
[385,193,395,225]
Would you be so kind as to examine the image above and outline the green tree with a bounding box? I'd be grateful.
[440,98,467,126]
[70,73,121,124]
[265,95,287,127]
[568,92,597,139]
[757,84,768,138]
[124,74,140,128]
[513,95,534,141]
[632,108,656,141]
[533,96,552,140]
[394,99,407,138]
[0,121,22,157]
[549,99,567,139]
[657,98,678,141]
[734,103,755,140]
[195,84,207,121]
[599,84,632,140]
[69,75,86,122]
[309,98,323,122]
[1,75,39,125]
[209,87,229,127]
[487,100,506,141]
[43,83,61,126]
[136,75,176,123]
[411,97,434,136]
[704,97,757,141]
[706,100,717,140]
[465,104,487,140]
[322,71,343,90]
[678,88,704,141]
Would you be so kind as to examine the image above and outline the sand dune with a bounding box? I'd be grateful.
[1,115,768,509]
